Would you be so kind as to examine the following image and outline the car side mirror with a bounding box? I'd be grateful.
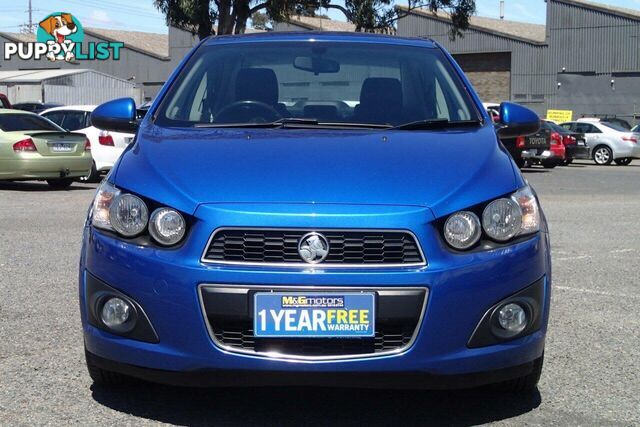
[496,102,540,139]
[91,98,138,134]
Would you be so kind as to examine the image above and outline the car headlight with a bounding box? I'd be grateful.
[91,181,120,231]
[109,194,149,237]
[443,211,482,249]
[511,185,540,235]
[442,185,541,250]
[91,181,187,245]
[482,185,540,242]
[482,198,522,241]
[149,208,186,246]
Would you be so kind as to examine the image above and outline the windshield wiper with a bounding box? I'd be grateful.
[391,119,481,131]
[194,118,402,130]
[193,118,319,129]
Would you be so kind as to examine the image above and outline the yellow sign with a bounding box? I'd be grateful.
[546,109,573,123]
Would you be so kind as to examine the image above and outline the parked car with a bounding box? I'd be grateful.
[561,120,640,165]
[546,121,589,165]
[517,120,562,168]
[578,117,632,131]
[82,33,550,392]
[632,124,639,133]
[0,109,92,188]
[0,93,11,109]
[12,102,63,114]
[40,106,135,182]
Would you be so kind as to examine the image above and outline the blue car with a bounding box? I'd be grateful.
[81,32,550,391]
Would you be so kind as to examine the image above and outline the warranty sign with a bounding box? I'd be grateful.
[254,293,375,338]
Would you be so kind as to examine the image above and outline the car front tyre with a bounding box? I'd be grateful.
[614,158,632,166]
[593,145,613,165]
[85,349,132,386]
[46,178,74,189]
[497,354,544,393]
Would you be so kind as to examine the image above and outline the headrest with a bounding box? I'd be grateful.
[235,68,279,105]
[359,78,403,111]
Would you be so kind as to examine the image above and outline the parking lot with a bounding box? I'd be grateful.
[0,161,638,426]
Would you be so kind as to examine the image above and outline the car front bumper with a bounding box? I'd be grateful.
[80,203,551,388]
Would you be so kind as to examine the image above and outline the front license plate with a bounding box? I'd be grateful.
[254,292,375,338]
[51,143,73,152]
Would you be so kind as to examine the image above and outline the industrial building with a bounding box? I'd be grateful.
[396,0,640,122]
[0,28,169,103]
[0,69,136,105]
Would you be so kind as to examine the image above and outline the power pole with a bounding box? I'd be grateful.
[20,0,38,34]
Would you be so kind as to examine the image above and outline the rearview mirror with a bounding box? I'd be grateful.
[293,56,340,74]
[91,98,138,134]
[496,102,540,139]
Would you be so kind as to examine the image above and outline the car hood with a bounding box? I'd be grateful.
[114,124,520,217]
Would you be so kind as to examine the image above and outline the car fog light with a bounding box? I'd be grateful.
[482,198,522,241]
[109,194,149,237]
[100,297,131,328]
[149,208,186,246]
[497,303,527,333]
[444,211,481,249]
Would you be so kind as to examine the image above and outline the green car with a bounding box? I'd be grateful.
[0,108,92,189]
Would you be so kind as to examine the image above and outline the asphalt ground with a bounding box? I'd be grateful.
[0,160,639,426]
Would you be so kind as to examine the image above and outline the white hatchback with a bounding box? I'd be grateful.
[40,105,135,181]
[560,120,640,165]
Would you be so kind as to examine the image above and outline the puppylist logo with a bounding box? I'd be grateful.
[3,12,124,62]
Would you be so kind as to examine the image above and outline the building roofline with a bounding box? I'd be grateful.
[83,28,170,60]
[551,0,640,21]
[0,29,169,61]
[396,6,548,45]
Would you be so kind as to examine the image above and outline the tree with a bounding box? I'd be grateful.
[251,12,271,30]
[154,0,475,39]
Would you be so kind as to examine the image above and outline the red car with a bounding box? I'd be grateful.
[548,123,566,166]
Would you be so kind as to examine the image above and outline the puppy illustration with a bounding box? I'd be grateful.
[39,13,77,62]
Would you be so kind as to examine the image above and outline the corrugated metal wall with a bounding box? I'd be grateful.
[42,71,136,105]
[397,0,640,121]
[398,13,549,107]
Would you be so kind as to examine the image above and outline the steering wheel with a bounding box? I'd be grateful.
[212,100,282,124]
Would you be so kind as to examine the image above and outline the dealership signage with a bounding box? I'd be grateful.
[547,109,573,123]
[3,12,123,62]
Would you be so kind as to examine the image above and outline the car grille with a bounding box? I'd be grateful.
[202,228,425,267]
[199,285,428,360]
[213,324,414,356]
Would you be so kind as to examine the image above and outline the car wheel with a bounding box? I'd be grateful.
[515,158,525,169]
[593,145,613,165]
[498,354,544,393]
[85,349,132,386]
[614,158,632,166]
[79,162,101,183]
[541,160,557,169]
[46,178,74,190]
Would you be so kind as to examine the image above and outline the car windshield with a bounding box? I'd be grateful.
[0,114,62,132]
[156,41,479,129]
[547,122,570,134]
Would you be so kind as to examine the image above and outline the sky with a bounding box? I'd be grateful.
[0,0,639,34]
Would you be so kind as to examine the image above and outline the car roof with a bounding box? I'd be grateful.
[40,105,96,113]
[204,31,437,48]
[0,108,38,115]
